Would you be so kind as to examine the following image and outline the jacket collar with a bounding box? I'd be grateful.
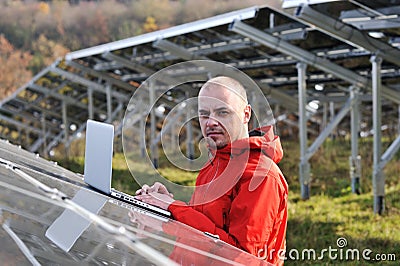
[210,125,283,164]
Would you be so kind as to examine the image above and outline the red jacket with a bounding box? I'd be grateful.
[169,126,288,265]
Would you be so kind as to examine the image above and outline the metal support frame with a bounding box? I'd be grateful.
[185,92,194,160]
[51,67,127,102]
[6,90,83,127]
[298,78,358,198]
[153,39,208,60]
[297,62,310,199]
[29,84,88,110]
[29,131,53,153]
[149,81,158,168]
[349,86,361,194]
[62,101,70,157]
[371,55,384,214]
[65,6,258,60]
[379,137,400,173]
[230,18,399,209]
[398,106,400,134]
[250,91,260,129]
[139,103,146,158]
[307,97,354,160]
[0,114,43,136]
[229,19,400,104]
[0,104,59,133]
[295,4,400,67]
[88,88,94,120]
[106,83,112,122]
[65,60,137,92]
[329,102,335,139]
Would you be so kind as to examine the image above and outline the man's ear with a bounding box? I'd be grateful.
[243,104,251,124]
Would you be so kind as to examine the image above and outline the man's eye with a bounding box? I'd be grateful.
[217,111,229,115]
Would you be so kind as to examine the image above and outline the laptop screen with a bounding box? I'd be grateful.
[84,119,114,194]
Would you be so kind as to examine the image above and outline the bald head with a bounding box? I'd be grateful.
[198,76,251,148]
[199,76,248,106]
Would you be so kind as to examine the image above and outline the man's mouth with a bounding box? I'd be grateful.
[206,131,224,138]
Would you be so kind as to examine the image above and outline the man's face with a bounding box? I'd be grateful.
[198,85,250,149]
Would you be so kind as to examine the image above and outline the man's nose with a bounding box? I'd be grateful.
[206,116,219,127]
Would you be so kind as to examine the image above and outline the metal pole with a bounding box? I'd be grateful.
[106,83,112,122]
[329,101,335,140]
[62,101,70,158]
[185,92,194,161]
[41,114,47,156]
[306,97,353,161]
[149,81,158,168]
[297,62,310,199]
[88,87,94,120]
[251,91,259,130]
[398,105,400,135]
[139,103,146,158]
[322,102,328,132]
[349,87,361,194]
[371,55,384,214]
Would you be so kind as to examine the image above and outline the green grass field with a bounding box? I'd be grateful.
[58,137,400,265]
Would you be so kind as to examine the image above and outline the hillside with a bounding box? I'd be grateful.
[0,0,265,99]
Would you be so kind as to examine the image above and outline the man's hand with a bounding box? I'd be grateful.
[135,182,174,210]
[135,192,174,210]
[136,182,173,198]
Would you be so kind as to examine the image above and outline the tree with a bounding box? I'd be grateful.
[30,34,70,73]
[0,35,32,100]
[143,16,158,33]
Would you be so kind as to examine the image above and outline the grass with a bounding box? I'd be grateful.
[57,136,400,265]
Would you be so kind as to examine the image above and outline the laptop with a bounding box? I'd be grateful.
[83,119,171,218]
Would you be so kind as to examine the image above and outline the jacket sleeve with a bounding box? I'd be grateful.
[168,201,241,247]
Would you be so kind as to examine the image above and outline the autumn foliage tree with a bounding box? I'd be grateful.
[0,0,264,98]
[0,35,32,100]
[30,34,70,73]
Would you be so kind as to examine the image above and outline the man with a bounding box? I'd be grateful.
[136,76,288,265]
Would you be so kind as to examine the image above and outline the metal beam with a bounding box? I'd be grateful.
[8,97,82,126]
[29,130,53,153]
[229,19,400,104]
[0,114,43,135]
[28,84,88,110]
[307,96,354,161]
[282,0,340,8]
[297,62,310,199]
[65,60,137,92]
[106,84,112,123]
[371,55,384,215]
[349,86,361,194]
[0,106,60,133]
[153,39,208,60]
[50,67,128,102]
[65,6,258,60]
[102,52,155,75]
[295,4,400,66]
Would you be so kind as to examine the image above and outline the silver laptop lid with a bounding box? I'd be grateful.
[84,119,114,194]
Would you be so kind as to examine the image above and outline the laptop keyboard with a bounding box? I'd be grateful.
[110,189,171,217]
